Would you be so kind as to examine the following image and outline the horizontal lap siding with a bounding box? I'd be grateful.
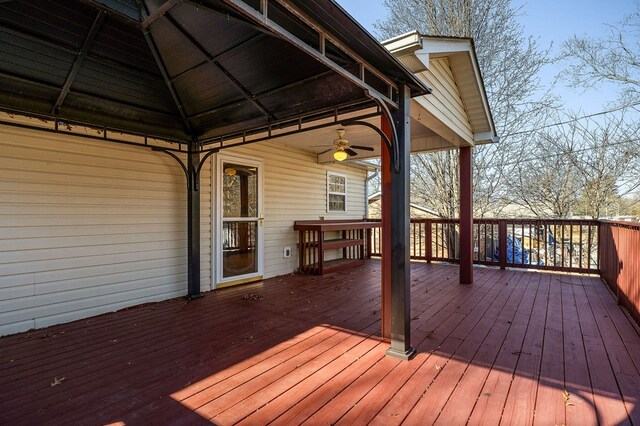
[0,124,211,336]
[222,143,366,278]
[416,57,473,143]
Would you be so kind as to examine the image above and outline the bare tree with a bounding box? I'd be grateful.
[411,151,458,217]
[509,123,582,218]
[562,2,640,104]
[568,114,640,218]
[509,113,640,219]
[375,0,555,217]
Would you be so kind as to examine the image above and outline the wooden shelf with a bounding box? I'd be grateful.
[294,220,380,275]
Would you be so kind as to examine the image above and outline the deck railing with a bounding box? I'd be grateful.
[368,218,600,273]
[599,221,640,326]
[367,216,640,326]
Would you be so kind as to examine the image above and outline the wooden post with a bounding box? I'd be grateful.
[499,219,507,269]
[386,84,416,361]
[381,116,392,341]
[459,146,473,284]
[426,219,432,263]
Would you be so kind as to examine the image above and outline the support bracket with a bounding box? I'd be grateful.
[151,146,216,192]
[340,117,399,173]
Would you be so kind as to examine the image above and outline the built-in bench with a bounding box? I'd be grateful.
[293,219,381,275]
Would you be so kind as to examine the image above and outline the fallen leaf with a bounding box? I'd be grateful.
[563,389,574,406]
[483,392,491,397]
[435,365,442,371]
[50,377,65,387]
[242,293,263,301]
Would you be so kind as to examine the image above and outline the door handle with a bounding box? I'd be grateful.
[259,214,264,226]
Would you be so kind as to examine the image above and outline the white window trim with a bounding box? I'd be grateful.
[327,171,348,213]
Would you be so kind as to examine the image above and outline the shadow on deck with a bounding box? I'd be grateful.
[1,261,639,425]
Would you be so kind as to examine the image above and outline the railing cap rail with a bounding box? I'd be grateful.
[598,219,640,229]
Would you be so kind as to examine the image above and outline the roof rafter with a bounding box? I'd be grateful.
[217,0,399,108]
[0,22,160,81]
[51,10,105,114]
[188,69,334,120]
[186,0,276,37]
[164,14,276,121]
[137,1,194,136]
[169,33,264,83]
[140,0,183,28]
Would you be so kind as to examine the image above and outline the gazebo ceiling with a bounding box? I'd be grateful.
[0,0,428,145]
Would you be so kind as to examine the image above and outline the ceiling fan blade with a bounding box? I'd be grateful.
[351,145,375,151]
[345,148,358,157]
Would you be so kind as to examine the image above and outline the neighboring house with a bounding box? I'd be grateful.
[0,0,495,339]
[367,192,442,219]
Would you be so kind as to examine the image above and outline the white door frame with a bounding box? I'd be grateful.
[213,153,265,288]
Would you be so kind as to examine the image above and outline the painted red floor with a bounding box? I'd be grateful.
[1,261,639,425]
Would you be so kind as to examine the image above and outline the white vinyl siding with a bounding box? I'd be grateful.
[0,123,211,336]
[415,57,473,143]
[217,142,366,279]
[0,124,366,336]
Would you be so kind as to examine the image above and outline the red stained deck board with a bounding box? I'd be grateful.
[467,272,543,426]
[501,272,552,425]
[402,269,526,425]
[574,279,632,425]
[369,268,513,425]
[1,263,638,426]
[235,337,382,425]
[582,277,640,424]
[533,273,567,426]
[269,342,388,425]
[562,274,598,426]
[434,270,533,425]
[301,354,402,425]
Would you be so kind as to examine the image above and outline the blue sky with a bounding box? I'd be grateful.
[337,0,637,113]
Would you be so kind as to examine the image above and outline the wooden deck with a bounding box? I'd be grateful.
[1,262,639,425]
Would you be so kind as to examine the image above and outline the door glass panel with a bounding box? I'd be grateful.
[222,163,257,218]
[222,221,258,278]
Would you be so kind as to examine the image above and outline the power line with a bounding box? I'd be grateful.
[504,100,640,138]
[502,137,640,167]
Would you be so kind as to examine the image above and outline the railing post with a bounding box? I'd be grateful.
[366,228,373,259]
[499,219,507,270]
[426,219,432,263]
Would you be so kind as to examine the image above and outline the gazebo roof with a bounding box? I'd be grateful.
[0,0,429,145]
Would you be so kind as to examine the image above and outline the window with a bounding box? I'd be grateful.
[327,172,347,212]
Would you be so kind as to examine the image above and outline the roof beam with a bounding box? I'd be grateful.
[187,69,334,120]
[51,10,105,115]
[0,22,161,81]
[169,33,264,83]
[186,0,276,37]
[217,0,398,108]
[140,0,183,29]
[164,14,276,121]
[138,2,193,135]
[200,99,377,146]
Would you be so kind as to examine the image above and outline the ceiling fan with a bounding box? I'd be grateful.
[317,129,375,161]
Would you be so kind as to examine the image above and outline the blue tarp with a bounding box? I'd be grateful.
[493,235,530,264]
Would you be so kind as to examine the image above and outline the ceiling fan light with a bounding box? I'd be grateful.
[333,149,348,161]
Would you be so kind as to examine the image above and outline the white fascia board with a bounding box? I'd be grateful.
[420,38,473,55]
[474,132,500,143]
